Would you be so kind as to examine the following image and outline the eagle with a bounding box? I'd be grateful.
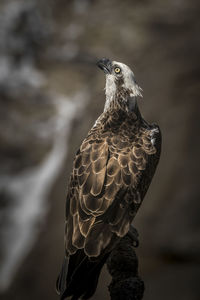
[56,58,161,300]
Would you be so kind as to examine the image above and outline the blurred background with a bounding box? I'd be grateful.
[0,0,199,299]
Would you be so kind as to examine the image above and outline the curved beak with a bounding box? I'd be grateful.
[97,58,112,74]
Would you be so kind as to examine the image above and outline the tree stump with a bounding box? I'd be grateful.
[107,234,144,300]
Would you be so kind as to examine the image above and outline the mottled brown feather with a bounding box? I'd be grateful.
[79,215,95,237]
[90,170,106,196]
[65,218,77,255]
[82,171,94,195]
[70,196,77,216]
[93,157,106,173]
[84,223,113,257]
[82,152,90,166]
[83,193,102,212]
[105,174,114,187]
[64,107,161,257]
[107,157,119,176]
[129,160,138,174]
[118,154,128,167]
[110,211,130,237]
[77,171,89,187]
[72,214,85,248]
[122,170,131,186]
[74,155,82,169]
[91,150,99,162]
[104,182,118,201]
[77,165,85,176]
[77,201,90,221]
[114,169,122,185]
[108,204,125,226]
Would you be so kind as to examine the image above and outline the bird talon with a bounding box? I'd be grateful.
[127,225,139,247]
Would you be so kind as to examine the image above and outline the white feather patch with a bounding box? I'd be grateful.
[104,61,142,112]
[104,74,116,112]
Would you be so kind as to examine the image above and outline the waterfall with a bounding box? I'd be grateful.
[0,92,88,291]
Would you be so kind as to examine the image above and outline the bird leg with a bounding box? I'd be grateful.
[127,225,139,247]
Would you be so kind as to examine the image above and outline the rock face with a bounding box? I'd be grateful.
[0,0,199,300]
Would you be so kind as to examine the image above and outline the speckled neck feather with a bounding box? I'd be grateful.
[104,61,142,114]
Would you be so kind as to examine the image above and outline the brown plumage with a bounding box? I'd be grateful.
[56,58,161,300]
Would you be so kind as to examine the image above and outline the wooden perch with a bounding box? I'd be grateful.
[106,233,144,300]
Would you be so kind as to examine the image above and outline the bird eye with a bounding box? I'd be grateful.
[114,67,121,74]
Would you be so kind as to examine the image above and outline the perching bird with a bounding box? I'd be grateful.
[56,58,161,300]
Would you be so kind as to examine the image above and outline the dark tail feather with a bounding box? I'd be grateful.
[56,256,69,296]
[57,250,109,300]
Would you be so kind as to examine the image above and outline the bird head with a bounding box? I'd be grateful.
[97,58,142,112]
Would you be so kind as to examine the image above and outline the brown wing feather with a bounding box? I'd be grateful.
[65,122,161,257]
